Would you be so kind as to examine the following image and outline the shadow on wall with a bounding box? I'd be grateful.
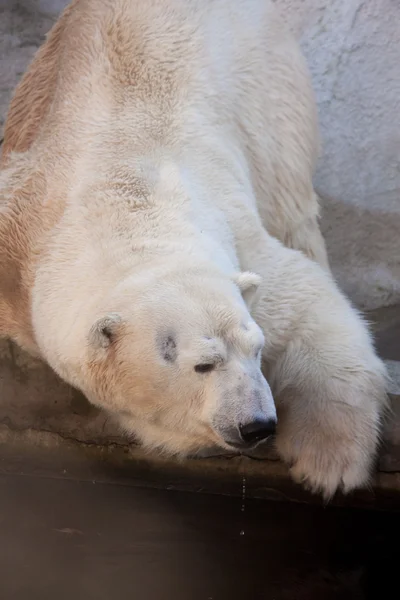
[7,0,69,16]
[319,191,400,310]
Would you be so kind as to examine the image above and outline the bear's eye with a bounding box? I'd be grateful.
[194,363,215,374]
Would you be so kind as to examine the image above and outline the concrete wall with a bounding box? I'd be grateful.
[0,0,399,309]
[276,0,400,309]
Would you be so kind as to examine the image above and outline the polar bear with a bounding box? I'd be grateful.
[0,0,387,498]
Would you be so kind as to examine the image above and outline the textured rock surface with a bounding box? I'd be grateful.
[276,0,400,310]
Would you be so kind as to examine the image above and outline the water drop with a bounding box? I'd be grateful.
[241,476,246,512]
[240,476,246,535]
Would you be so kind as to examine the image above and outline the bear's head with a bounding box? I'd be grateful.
[65,266,277,456]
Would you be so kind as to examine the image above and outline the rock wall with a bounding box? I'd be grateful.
[276,0,400,309]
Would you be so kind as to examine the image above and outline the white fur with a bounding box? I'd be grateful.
[0,0,388,498]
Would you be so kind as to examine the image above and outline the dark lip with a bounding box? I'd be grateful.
[224,441,260,451]
[223,435,275,452]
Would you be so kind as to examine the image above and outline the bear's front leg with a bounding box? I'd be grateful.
[251,238,388,499]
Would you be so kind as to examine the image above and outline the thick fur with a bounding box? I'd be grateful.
[0,0,387,498]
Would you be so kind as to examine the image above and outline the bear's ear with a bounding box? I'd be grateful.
[88,313,122,349]
[233,271,262,308]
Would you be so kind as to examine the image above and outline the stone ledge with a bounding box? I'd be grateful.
[1,316,400,510]
[0,339,399,460]
[0,424,399,512]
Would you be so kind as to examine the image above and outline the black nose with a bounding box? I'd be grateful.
[239,419,276,444]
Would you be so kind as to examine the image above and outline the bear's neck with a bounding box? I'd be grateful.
[63,154,242,275]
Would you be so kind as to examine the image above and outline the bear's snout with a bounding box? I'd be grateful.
[212,367,277,449]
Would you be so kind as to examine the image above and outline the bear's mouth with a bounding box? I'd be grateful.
[225,440,266,453]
